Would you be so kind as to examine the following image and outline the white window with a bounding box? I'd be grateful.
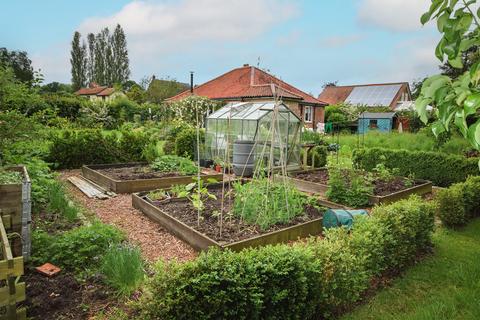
[304,106,312,123]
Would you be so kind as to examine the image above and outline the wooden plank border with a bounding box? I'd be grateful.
[285,168,433,206]
[82,163,224,193]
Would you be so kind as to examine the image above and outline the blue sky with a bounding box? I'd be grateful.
[0,0,441,95]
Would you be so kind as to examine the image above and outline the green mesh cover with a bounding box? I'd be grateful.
[323,209,369,229]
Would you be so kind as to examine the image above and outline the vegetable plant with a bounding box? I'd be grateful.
[150,155,198,175]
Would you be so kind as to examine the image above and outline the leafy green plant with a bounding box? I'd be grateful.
[171,180,217,213]
[46,181,79,221]
[31,222,125,277]
[326,168,372,208]
[233,179,308,230]
[0,169,22,184]
[101,244,145,296]
[150,155,198,175]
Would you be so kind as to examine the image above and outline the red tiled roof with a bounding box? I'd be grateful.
[75,86,117,96]
[167,65,326,105]
[318,82,410,105]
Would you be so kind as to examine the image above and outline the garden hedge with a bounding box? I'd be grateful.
[137,196,435,320]
[352,147,479,187]
[47,129,149,169]
[436,176,480,228]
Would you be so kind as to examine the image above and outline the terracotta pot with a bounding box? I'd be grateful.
[215,165,222,172]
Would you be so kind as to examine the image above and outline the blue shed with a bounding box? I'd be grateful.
[358,112,397,134]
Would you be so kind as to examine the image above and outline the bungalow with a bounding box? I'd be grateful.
[167,64,327,129]
[75,83,125,102]
[318,82,412,110]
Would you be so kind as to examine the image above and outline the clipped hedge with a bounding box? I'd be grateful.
[352,147,479,187]
[437,176,480,228]
[137,196,435,320]
[302,145,328,168]
[47,129,149,169]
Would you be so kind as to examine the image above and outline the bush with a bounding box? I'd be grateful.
[175,127,205,159]
[233,179,307,230]
[31,222,124,276]
[137,196,435,319]
[101,244,145,295]
[47,129,149,169]
[436,176,480,228]
[305,145,327,168]
[352,147,479,187]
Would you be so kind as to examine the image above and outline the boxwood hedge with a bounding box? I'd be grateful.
[137,196,435,320]
[352,147,479,187]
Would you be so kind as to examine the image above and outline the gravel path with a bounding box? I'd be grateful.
[59,170,197,263]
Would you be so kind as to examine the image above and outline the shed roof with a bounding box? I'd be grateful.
[359,112,396,119]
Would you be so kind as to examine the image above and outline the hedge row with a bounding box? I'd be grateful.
[436,176,480,228]
[47,129,149,169]
[137,196,435,320]
[352,147,479,187]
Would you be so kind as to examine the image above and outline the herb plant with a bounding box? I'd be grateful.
[150,155,198,175]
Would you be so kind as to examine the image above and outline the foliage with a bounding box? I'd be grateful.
[301,130,325,145]
[47,129,148,169]
[101,244,145,296]
[0,169,21,184]
[305,145,328,168]
[0,110,41,158]
[233,179,308,230]
[417,1,480,163]
[352,147,479,187]
[40,81,73,94]
[146,77,189,103]
[175,127,205,159]
[326,168,373,208]
[150,155,198,175]
[46,181,79,221]
[70,31,87,90]
[0,47,34,84]
[172,180,217,214]
[436,176,480,228]
[168,95,221,126]
[31,222,125,276]
[137,196,435,320]
[42,93,87,119]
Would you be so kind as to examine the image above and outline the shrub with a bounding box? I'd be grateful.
[326,168,372,208]
[436,176,480,228]
[352,147,479,187]
[47,129,149,169]
[232,179,307,230]
[31,222,124,276]
[46,181,79,220]
[101,244,145,295]
[137,195,435,319]
[150,155,198,175]
[305,145,327,168]
[175,127,205,159]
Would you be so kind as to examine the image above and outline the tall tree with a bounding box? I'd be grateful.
[94,29,108,85]
[87,33,96,84]
[112,24,130,84]
[70,31,87,91]
[0,48,34,84]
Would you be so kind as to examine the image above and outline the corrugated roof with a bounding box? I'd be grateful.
[167,65,326,105]
[359,112,397,119]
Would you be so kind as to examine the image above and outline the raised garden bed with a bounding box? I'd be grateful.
[286,168,432,205]
[82,162,223,193]
[132,182,327,251]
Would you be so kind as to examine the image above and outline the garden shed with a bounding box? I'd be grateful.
[205,101,303,168]
[358,112,397,134]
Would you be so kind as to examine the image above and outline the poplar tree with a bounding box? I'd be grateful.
[112,24,130,84]
[87,33,96,84]
[70,31,87,91]
[94,28,108,85]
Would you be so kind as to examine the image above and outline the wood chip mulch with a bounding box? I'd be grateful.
[59,170,197,263]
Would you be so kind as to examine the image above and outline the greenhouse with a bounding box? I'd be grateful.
[205,101,303,170]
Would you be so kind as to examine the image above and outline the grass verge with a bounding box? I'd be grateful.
[342,219,480,320]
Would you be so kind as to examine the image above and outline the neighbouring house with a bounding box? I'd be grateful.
[318,82,412,110]
[358,112,398,134]
[75,83,125,102]
[167,64,327,129]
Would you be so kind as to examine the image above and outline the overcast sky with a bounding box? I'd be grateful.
[0,0,442,95]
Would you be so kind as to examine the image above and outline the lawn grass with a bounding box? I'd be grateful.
[342,219,480,320]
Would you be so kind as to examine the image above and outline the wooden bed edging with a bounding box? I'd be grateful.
[285,168,433,206]
[132,193,323,252]
[82,162,224,193]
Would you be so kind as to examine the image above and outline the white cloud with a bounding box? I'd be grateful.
[357,0,431,32]
[31,42,71,83]
[321,34,365,48]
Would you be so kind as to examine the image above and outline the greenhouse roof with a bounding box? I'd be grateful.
[208,101,299,121]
